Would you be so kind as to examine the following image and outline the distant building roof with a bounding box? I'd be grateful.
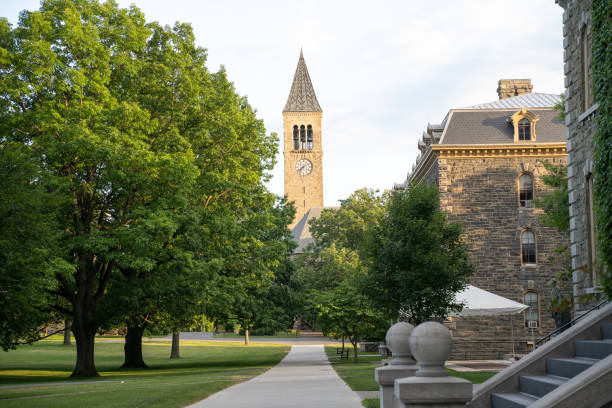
[461,93,561,110]
[283,50,322,112]
[291,206,337,254]
[441,109,565,145]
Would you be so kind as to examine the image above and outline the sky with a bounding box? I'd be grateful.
[1,1,565,206]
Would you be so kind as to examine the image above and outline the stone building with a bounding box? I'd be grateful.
[407,80,568,358]
[283,50,324,232]
[555,0,603,311]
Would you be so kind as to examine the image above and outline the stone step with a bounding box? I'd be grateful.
[574,339,612,359]
[546,357,598,378]
[602,323,612,340]
[518,375,566,397]
[491,392,539,408]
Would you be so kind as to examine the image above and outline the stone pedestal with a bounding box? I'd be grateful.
[375,322,417,408]
[376,364,418,408]
[395,376,472,408]
[394,322,473,408]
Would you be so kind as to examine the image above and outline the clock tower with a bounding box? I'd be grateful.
[283,50,324,229]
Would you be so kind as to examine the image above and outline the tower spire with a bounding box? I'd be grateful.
[283,50,322,112]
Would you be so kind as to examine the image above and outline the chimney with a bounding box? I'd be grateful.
[497,79,533,100]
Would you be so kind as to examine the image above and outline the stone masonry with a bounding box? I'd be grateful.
[556,0,602,311]
[439,155,567,359]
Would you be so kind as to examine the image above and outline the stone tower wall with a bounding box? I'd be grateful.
[557,0,600,310]
[283,111,324,228]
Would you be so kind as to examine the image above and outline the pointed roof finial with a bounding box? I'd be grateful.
[284,49,322,112]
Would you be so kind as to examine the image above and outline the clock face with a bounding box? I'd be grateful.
[295,159,313,176]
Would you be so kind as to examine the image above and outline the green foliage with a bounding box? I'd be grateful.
[534,161,570,234]
[366,184,474,323]
[592,0,612,296]
[297,189,388,356]
[553,93,566,122]
[0,142,63,349]
[534,161,573,310]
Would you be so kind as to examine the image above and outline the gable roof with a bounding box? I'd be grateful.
[283,50,322,112]
[291,206,337,254]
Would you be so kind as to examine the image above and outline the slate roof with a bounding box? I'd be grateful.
[441,109,565,145]
[291,206,338,254]
[283,50,322,112]
[461,93,561,110]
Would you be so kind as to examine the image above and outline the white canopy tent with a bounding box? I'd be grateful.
[453,285,528,316]
[451,285,529,357]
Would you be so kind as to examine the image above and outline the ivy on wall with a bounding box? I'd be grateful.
[592,0,612,294]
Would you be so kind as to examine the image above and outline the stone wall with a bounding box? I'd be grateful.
[557,0,601,311]
[437,154,568,358]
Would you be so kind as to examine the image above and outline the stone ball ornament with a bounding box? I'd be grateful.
[385,322,415,365]
[409,321,452,377]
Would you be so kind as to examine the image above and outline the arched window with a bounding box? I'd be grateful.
[524,291,539,328]
[521,230,536,264]
[307,125,313,150]
[518,118,531,141]
[519,173,533,206]
[293,125,299,150]
[300,125,306,150]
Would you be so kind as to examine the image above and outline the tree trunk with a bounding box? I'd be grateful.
[341,336,345,352]
[352,336,359,363]
[121,325,148,369]
[244,328,249,345]
[63,319,72,345]
[70,308,98,377]
[170,331,180,359]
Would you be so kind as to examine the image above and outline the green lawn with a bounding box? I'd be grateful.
[324,346,497,408]
[0,338,289,408]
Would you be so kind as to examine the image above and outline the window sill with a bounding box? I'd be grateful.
[522,264,537,268]
[578,103,599,123]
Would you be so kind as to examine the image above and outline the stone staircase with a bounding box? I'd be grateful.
[469,302,612,408]
[491,323,612,408]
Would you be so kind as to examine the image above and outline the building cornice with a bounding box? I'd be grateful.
[431,143,567,159]
[409,146,437,184]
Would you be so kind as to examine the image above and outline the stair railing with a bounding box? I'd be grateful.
[536,298,609,347]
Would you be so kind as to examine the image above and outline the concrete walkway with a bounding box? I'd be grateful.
[186,345,363,408]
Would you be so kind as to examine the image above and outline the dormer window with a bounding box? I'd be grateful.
[510,109,538,142]
[307,125,313,149]
[293,125,299,150]
[518,119,531,141]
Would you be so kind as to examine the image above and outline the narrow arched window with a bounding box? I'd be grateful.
[307,125,313,150]
[521,230,536,264]
[300,125,306,150]
[293,125,299,150]
[519,173,533,206]
[524,291,539,328]
[518,118,531,141]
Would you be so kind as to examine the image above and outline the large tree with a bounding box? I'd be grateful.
[365,184,474,324]
[0,0,277,377]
